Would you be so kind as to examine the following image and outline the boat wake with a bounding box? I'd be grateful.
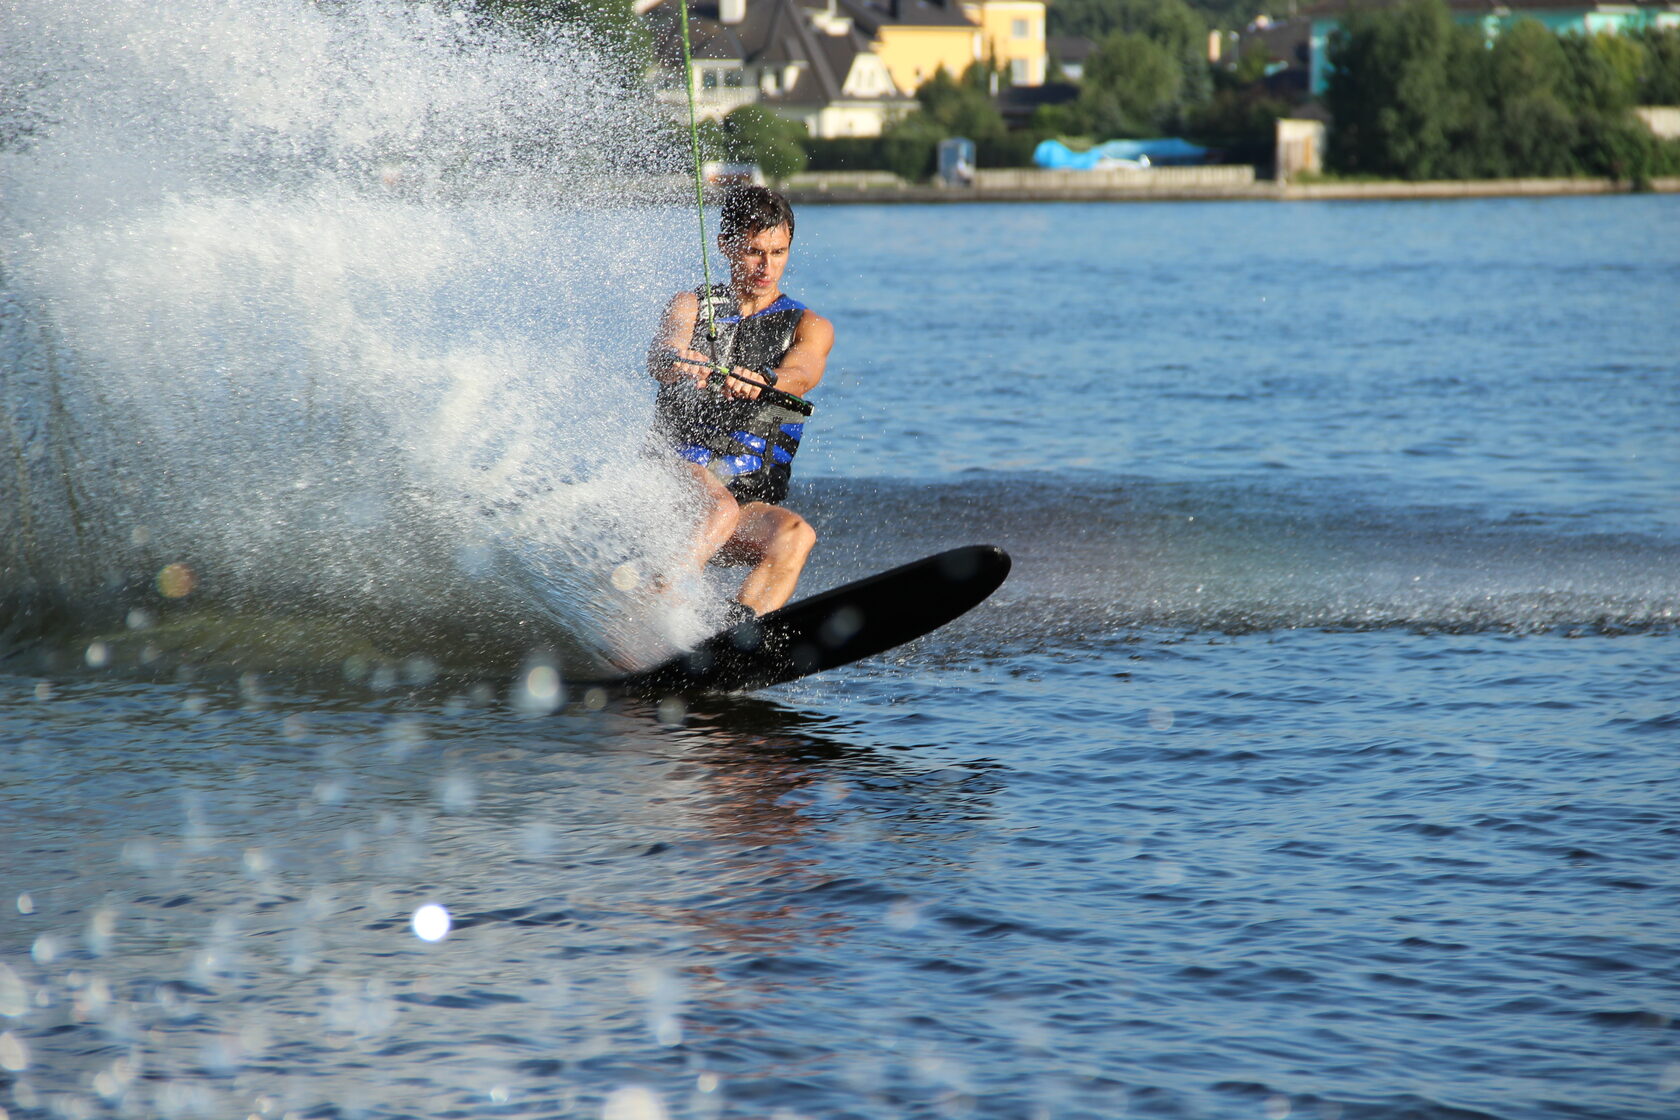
[799,475,1680,644]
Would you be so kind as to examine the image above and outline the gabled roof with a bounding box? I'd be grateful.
[645,0,909,105]
[836,0,978,35]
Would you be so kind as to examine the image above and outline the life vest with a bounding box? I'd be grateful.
[656,285,814,505]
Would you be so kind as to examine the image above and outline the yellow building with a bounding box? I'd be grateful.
[839,0,982,93]
[962,0,1047,86]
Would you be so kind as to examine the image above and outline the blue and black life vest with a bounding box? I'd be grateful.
[656,285,814,506]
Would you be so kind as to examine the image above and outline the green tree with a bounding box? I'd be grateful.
[1635,28,1680,104]
[1324,1,1678,183]
[1048,0,1212,112]
[720,105,808,182]
[1323,0,1481,178]
[896,66,1008,141]
[1052,0,1258,37]
[1078,31,1183,137]
[1476,19,1581,176]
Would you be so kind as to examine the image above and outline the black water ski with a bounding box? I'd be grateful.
[607,544,1011,697]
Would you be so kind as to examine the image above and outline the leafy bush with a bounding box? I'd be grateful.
[1325,0,1680,181]
[721,105,808,182]
[1635,28,1680,104]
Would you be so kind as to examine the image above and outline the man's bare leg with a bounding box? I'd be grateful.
[678,463,740,578]
[726,502,817,615]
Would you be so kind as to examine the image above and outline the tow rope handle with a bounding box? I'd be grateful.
[657,350,812,413]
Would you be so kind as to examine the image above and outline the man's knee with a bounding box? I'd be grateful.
[703,478,741,526]
[774,510,817,557]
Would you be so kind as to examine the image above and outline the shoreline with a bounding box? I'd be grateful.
[784,170,1680,204]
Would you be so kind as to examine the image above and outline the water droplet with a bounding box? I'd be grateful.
[656,696,686,725]
[0,964,28,1018]
[126,608,154,630]
[85,642,110,668]
[14,894,32,915]
[402,656,439,686]
[0,1030,30,1072]
[1148,707,1175,731]
[512,658,563,715]
[383,717,426,758]
[520,820,556,857]
[157,563,197,599]
[411,903,451,943]
[1264,1095,1292,1119]
[602,1086,668,1120]
[611,561,642,591]
[437,772,477,812]
[885,900,921,931]
[85,908,118,956]
[121,839,159,869]
[819,606,864,648]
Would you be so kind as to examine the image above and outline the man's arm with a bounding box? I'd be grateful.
[718,310,833,400]
[764,311,833,398]
[648,291,714,385]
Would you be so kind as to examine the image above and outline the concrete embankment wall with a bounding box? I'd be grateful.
[1280,176,1680,200]
[785,166,1265,203]
[783,168,1680,204]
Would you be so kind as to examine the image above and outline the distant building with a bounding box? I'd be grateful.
[829,0,1048,92]
[963,1,1049,86]
[1046,34,1095,81]
[642,0,910,138]
[836,0,983,92]
[641,0,1048,136]
[1275,117,1327,179]
[995,80,1077,127]
[1301,0,1680,96]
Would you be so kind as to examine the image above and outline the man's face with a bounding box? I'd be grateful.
[722,223,792,297]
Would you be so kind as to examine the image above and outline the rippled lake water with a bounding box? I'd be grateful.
[4,196,1678,1120]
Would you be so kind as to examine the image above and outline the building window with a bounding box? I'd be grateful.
[702,69,718,89]
[724,69,743,88]
[1011,57,1030,84]
[1012,18,1028,39]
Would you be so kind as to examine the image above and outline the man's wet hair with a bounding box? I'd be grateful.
[719,186,795,247]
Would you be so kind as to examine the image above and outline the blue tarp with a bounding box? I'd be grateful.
[1032,137,1210,169]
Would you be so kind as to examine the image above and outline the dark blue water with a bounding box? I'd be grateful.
[4,197,1679,1120]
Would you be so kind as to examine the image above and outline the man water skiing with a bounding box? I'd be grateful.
[648,186,834,624]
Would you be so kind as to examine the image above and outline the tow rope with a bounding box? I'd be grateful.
[675,1,724,375]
